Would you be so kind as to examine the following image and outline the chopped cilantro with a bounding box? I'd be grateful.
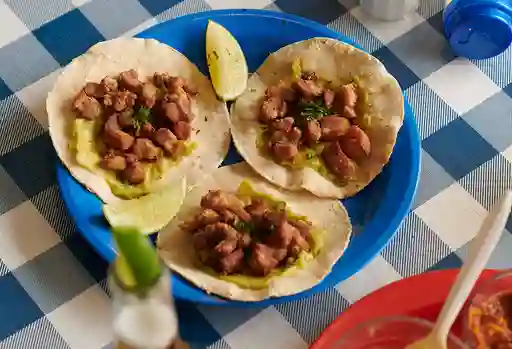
[132,106,152,131]
[298,100,331,121]
[234,220,254,233]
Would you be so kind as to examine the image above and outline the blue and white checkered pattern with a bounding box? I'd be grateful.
[0,0,511,348]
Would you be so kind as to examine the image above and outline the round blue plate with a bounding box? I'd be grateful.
[56,9,421,306]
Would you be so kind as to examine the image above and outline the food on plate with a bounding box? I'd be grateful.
[230,37,404,198]
[206,20,248,101]
[47,38,231,203]
[157,162,351,301]
[467,291,512,349]
[103,177,186,235]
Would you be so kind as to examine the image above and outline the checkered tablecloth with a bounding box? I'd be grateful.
[0,0,511,348]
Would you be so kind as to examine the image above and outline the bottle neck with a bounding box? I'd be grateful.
[109,266,179,349]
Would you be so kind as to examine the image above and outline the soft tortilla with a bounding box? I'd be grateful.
[230,37,404,199]
[157,162,351,301]
[47,38,231,203]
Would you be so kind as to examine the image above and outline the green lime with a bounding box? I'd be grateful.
[112,227,161,291]
[103,178,187,235]
[206,20,248,101]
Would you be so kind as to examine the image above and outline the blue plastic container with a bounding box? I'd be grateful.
[444,0,512,59]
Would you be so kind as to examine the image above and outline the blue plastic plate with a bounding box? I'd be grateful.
[56,9,421,306]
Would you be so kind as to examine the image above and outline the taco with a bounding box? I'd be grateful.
[47,38,231,203]
[157,162,351,301]
[230,37,404,199]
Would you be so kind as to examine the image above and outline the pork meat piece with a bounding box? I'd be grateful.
[72,90,102,120]
[119,69,141,92]
[214,238,238,256]
[288,219,313,238]
[141,82,158,108]
[101,76,118,92]
[266,82,297,102]
[294,79,323,100]
[103,114,134,151]
[164,90,192,121]
[113,91,137,112]
[342,106,357,119]
[122,162,145,184]
[201,190,251,222]
[305,120,321,145]
[219,210,238,225]
[99,154,126,171]
[84,82,107,98]
[217,249,244,274]
[271,141,298,162]
[132,138,159,161]
[152,128,180,156]
[153,72,170,88]
[245,198,270,221]
[264,212,300,249]
[162,101,181,124]
[180,209,221,233]
[117,109,134,128]
[166,76,198,96]
[321,141,357,180]
[340,83,357,109]
[339,125,371,161]
[203,222,240,241]
[288,229,310,257]
[334,84,358,119]
[320,115,350,141]
[259,97,287,123]
[323,89,336,108]
[287,127,302,143]
[173,121,191,140]
[137,123,155,138]
[247,243,280,276]
[270,117,294,133]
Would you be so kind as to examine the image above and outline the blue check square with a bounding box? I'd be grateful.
[372,46,421,90]
[0,273,44,341]
[428,251,463,270]
[0,133,56,199]
[276,289,350,343]
[64,232,108,283]
[382,212,452,277]
[176,301,224,345]
[13,243,97,314]
[275,0,348,25]
[33,8,104,66]
[423,118,499,180]
[31,185,76,241]
[0,79,12,101]
[138,0,183,17]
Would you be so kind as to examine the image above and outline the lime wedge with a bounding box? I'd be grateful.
[206,20,248,101]
[112,227,161,291]
[103,178,187,235]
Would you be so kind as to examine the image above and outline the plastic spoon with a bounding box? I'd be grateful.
[406,189,512,349]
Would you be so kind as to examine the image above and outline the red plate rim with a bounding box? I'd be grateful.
[310,269,500,349]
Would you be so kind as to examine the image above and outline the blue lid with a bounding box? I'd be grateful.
[445,5,512,60]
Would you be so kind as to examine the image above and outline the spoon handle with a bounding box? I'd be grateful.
[434,190,512,340]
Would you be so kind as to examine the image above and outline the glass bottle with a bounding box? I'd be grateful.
[108,262,187,349]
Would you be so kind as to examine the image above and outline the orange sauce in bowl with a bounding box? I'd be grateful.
[468,292,512,349]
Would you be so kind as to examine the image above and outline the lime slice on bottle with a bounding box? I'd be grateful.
[206,20,248,101]
[103,178,187,235]
[112,227,162,291]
